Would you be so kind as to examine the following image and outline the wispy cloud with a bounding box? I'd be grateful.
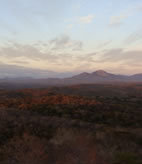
[11,60,30,65]
[79,14,95,24]
[66,24,73,30]
[100,48,142,65]
[125,29,142,44]
[109,13,129,27]
[49,35,83,51]
[0,35,83,66]
[97,40,112,49]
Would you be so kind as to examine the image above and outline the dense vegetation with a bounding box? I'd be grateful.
[0,84,142,164]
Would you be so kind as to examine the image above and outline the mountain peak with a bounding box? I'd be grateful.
[93,70,109,77]
[95,70,107,73]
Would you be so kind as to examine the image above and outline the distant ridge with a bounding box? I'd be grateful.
[64,70,129,84]
[1,70,142,88]
[0,64,74,78]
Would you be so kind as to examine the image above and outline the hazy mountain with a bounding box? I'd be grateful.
[0,68,142,89]
[63,70,129,84]
[0,64,74,78]
[130,74,142,81]
[25,70,142,86]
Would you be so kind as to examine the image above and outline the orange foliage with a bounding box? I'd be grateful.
[0,89,100,110]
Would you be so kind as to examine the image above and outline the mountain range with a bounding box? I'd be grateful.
[0,64,74,78]
[1,69,142,88]
[43,70,142,85]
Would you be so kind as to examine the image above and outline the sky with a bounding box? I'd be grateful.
[0,0,142,74]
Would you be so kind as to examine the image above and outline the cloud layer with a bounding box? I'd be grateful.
[0,35,142,74]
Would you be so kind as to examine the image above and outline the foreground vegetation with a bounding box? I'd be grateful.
[0,84,142,164]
